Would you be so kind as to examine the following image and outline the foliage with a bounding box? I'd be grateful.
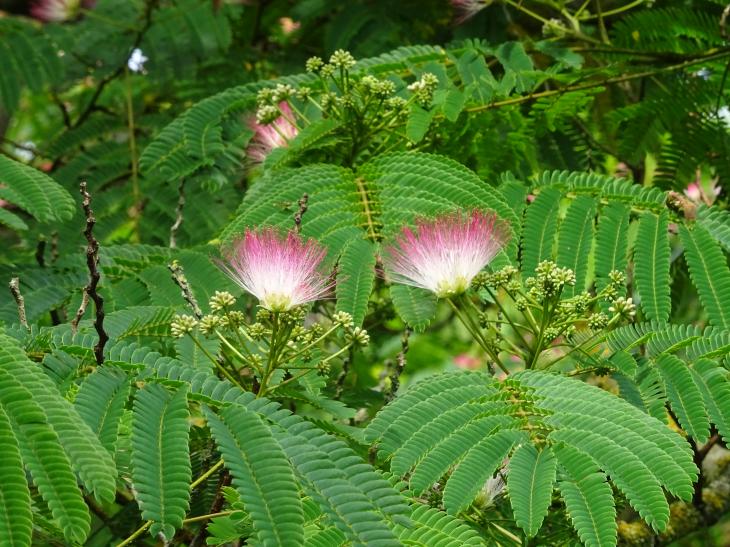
[1,0,730,545]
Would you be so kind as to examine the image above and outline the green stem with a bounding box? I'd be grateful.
[584,0,645,19]
[189,334,240,386]
[182,510,234,524]
[448,298,510,376]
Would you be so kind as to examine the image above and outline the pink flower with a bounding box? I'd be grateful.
[246,102,298,165]
[31,0,93,22]
[219,228,334,311]
[279,17,301,35]
[451,0,491,24]
[685,175,721,206]
[454,353,481,370]
[383,209,509,297]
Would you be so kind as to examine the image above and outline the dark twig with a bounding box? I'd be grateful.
[334,353,351,400]
[35,238,47,268]
[169,179,186,248]
[8,277,28,329]
[50,231,59,263]
[76,182,108,364]
[384,328,411,403]
[293,193,309,233]
[168,260,203,319]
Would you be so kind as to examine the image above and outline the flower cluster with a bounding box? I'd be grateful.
[525,261,576,300]
[383,209,510,298]
[31,0,93,22]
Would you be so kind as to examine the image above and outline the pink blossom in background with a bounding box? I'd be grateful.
[383,209,509,297]
[453,353,481,370]
[451,0,491,24]
[30,0,93,22]
[685,174,721,206]
[219,228,334,311]
[246,102,298,165]
[279,17,300,35]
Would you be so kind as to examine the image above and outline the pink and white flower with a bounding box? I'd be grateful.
[219,228,334,311]
[246,102,298,165]
[451,0,492,24]
[383,209,509,298]
[685,178,721,206]
[31,0,92,22]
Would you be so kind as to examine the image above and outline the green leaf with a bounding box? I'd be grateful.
[508,443,556,537]
[680,223,730,329]
[594,202,630,293]
[634,211,671,322]
[205,404,304,546]
[0,367,89,544]
[655,354,709,442]
[75,367,131,454]
[443,429,523,515]
[521,186,561,276]
[691,359,730,444]
[556,195,596,295]
[394,504,487,546]
[0,405,32,547]
[0,155,75,223]
[335,237,376,326]
[0,337,117,504]
[390,284,437,332]
[554,444,617,547]
[406,104,436,143]
[132,384,192,541]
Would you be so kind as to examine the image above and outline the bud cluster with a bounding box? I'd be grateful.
[407,73,439,106]
[526,261,576,300]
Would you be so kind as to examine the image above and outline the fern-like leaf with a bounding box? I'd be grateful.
[394,504,487,546]
[691,359,730,443]
[0,155,75,224]
[131,384,192,541]
[74,367,131,454]
[389,284,437,333]
[507,443,556,537]
[204,404,304,546]
[634,211,671,322]
[680,223,730,329]
[556,195,596,296]
[521,186,561,276]
[0,367,89,544]
[443,429,524,515]
[0,405,32,547]
[594,202,630,294]
[336,237,376,326]
[655,354,709,442]
[554,444,617,547]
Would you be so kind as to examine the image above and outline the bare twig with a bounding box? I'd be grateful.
[169,179,186,248]
[71,290,90,333]
[35,238,47,268]
[8,277,28,329]
[168,260,203,318]
[384,328,411,403]
[50,231,59,263]
[293,193,309,233]
[77,182,108,364]
[334,352,352,400]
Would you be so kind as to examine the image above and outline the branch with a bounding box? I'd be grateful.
[76,182,108,364]
[168,260,203,318]
[384,328,411,403]
[8,277,28,329]
[169,179,186,248]
[293,193,309,233]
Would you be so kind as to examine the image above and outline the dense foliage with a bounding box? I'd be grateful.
[2,0,730,545]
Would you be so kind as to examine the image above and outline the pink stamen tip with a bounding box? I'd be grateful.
[246,102,299,165]
[383,209,509,297]
[219,228,334,311]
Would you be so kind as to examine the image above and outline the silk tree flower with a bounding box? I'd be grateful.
[219,228,334,312]
[31,0,92,22]
[685,178,721,206]
[246,102,298,165]
[451,0,492,24]
[383,209,509,298]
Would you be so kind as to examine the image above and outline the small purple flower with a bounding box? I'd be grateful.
[219,228,334,311]
[246,102,298,165]
[451,0,492,24]
[383,209,509,297]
